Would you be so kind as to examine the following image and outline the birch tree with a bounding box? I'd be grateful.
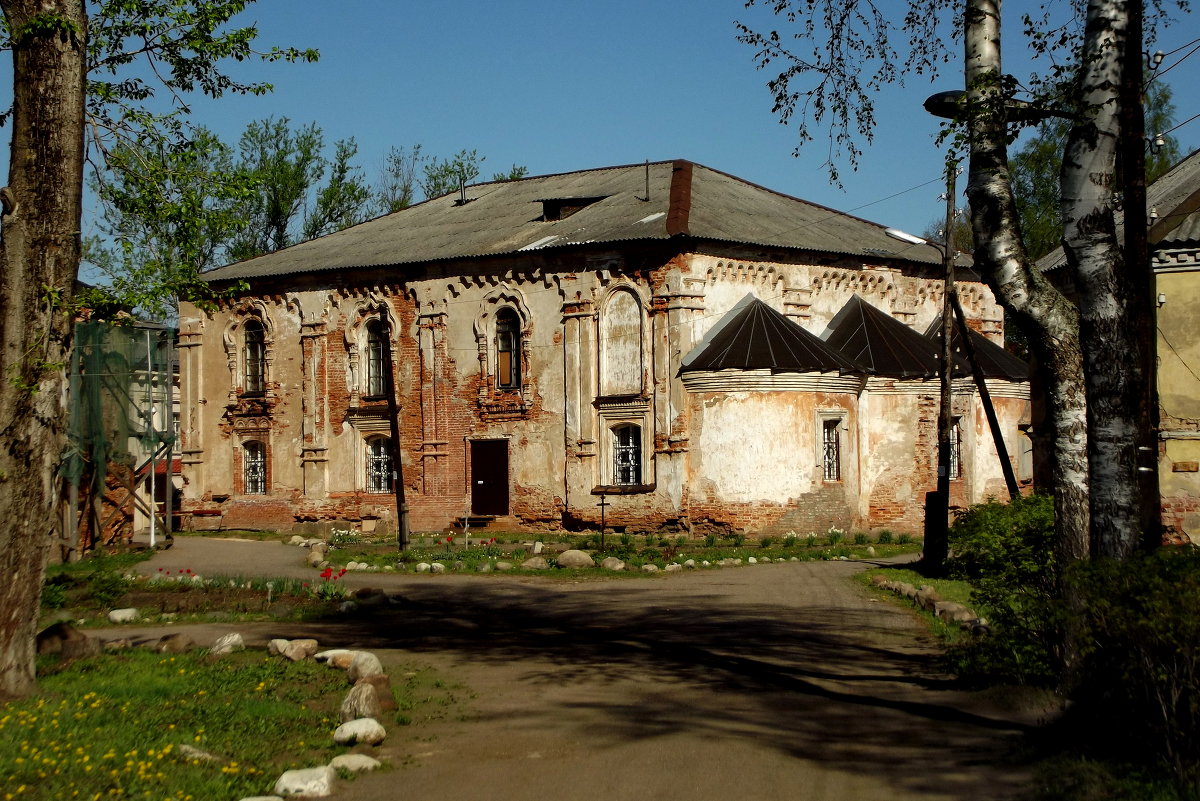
[0,0,314,696]
[738,0,1179,564]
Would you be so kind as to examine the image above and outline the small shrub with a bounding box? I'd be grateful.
[703,534,717,548]
[805,534,817,547]
[1070,550,1200,790]
[897,533,913,545]
[726,533,745,547]
[827,527,845,546]
[853,532,869,545]
[40,579,69,610]
[876,530,894,545]
[87,571,129,608]
[675,535,687,547]
[781,533,798,549]
[620,532,633,546]
[759,536,775,549]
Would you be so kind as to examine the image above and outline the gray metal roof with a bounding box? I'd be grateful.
[1038,147,1200,272]
[679,294,863,375]
[203,160,944,282]
[821,294,941,378]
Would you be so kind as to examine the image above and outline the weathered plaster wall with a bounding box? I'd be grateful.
[178,244,1023,537]
[1156,268,1200,540]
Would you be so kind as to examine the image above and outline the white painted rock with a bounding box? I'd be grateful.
[415,562,431,573]
[532,541,545,554]
[280,639,319,662]
[664,563,683,572]
[347,651,385,683]
[747,557,758,564]
[274,765,335,797]
[430,562,446,574]
[315,649,353,668]
[329,754,382,773]
[600,557,625,571]
[210,633,245,656]
[107,608,139,624]
[557,549,594,568]
[333,717,386,746]
[683,559,696,569]
[641,564,660,573]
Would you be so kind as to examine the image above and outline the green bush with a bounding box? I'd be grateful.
[1070,550,1200,791]
[87,571,130,608]
[703,534,717,548]
[897,533,912,545]
[827,527,844,546]
[854,532,869,546]
[877,530,894,544]
[759,536,774,549]
[945,494,1061,686]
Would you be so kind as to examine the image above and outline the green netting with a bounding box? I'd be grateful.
[62,320,176,498]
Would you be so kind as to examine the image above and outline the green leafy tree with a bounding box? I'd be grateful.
[373,144,424,214]
[1011,81,1180,261]
[0,0,314,696]
[85,128,254,318]
[302,137,371,241]
[421,148,485,198]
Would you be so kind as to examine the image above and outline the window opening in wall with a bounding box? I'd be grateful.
[495,308,520,389]
[949,418,962,480]
[243,441,266,495]
[613,424,641,485]
[365,319,386,398]
[822,419,842,482]
[244,320,265,395]
[366,437,393,493]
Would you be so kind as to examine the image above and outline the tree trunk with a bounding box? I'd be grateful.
[963,0,1090,567]
[1060,0,1146,559]
[0,0,87,696]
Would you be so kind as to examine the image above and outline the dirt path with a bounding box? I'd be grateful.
[114,537,1040,800]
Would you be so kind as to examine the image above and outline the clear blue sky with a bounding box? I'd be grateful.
[4,1,1199,244]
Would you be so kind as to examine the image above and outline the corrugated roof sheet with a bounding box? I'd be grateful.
[202,160,945,282]
[1039,147,1200,272]
[924,314,1031,381]
[680,295,862,374]
[821,294,941,378]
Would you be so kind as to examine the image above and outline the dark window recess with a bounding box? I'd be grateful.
[244,320,265,395]
[949,419,962,480]
[495,308,520,389]
[822,419,841,482]
[613,424,641,485]
[244,441,266,495]
[367,437,393,493]
[538,196,605,222]
[365,319,386,397]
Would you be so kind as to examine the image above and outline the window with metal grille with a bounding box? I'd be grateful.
[495,308,520,389]
[612,424,641,485]
[949,419,962,480]
[365,319,386,397]
[244,320,265,395]
[822,419,841,482]
[243,441,266,495]
[366,437,393,493]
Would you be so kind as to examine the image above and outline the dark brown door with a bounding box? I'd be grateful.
[470,439,509,516]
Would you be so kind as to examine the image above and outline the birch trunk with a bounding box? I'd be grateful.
[963,0,1090,566]
[1060,0,1147,559]
[0,0,87,696]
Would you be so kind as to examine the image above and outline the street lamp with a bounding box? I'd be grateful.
[885,163,957,572]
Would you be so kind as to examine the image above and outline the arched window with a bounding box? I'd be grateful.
[366,437,394,494]
[364,319,387,397]
[600,290,642,396]
[612,424,641,485]
[243,441,266,495]
[949,418,963,480]
[495,308,521,390]
[244,320,266,395]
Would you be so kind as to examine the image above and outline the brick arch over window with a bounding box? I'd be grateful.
[345,298,402,403]
[222,300,276,401]
[599,285,645,397]
[473,287,532,397]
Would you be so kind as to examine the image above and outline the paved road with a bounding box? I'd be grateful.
[119,537,1040,801]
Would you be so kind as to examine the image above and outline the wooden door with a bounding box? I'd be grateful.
[470,439,509,516]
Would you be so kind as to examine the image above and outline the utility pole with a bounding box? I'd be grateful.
[926,160,959,573]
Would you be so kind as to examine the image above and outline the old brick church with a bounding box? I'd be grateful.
[177,160,1030,536]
